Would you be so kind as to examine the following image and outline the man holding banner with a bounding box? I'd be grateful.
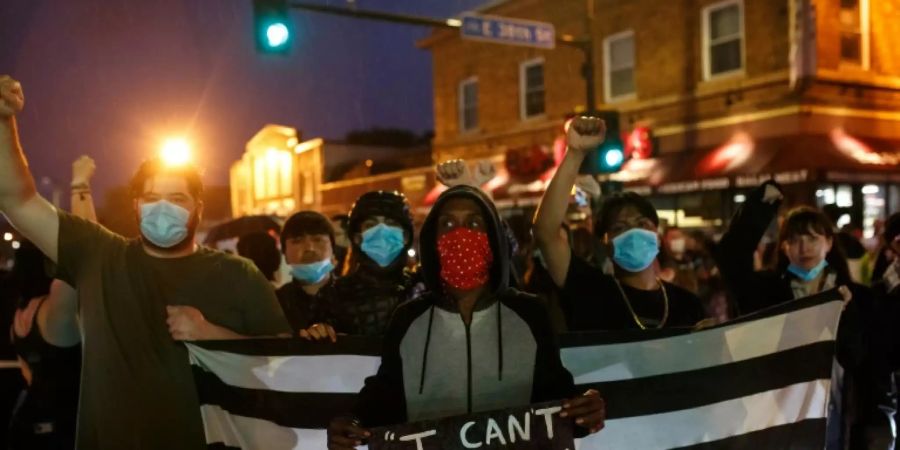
[327,185,606,449]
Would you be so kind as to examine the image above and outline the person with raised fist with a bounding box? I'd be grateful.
[0,75,290,450]
[533,115,705,332]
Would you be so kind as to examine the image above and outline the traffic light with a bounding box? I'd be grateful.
[597,139,625,173]
[254,0,292,54]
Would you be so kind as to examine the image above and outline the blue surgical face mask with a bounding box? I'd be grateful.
[360,223,406,267]
[291,258,334,284]
[611,228,660,273]
[788,259,828,282]
[140,200,191,248]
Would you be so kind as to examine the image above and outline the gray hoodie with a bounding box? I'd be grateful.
[355,186,576,427]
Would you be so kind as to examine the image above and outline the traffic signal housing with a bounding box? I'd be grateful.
[254,0,293,54]
[597,138,625,173]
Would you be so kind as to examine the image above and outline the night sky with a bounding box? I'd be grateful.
[0,0,485,205]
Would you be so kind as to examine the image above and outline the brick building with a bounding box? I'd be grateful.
[229,125,433,220]
[420,0,900,234]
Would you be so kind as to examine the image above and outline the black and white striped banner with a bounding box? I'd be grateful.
[188,290,843,450]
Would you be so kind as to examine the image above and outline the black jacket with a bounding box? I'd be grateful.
[331,268,415,337]
[871,274,900,426]
[275,277,338,334]
[354,186,576,427]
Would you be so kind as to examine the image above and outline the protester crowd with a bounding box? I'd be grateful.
[2,75,900,450]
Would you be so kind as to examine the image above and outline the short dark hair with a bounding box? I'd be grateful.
[129,158,204,200]
[779,207,834,242]
[776,206,851,283]
[237,232,281,281]
[596,191,659,236]
[280,211,335,252]
[347,191,413,238]
[884,212,900,244]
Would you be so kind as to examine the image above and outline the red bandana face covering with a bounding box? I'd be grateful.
[437,227,494,291]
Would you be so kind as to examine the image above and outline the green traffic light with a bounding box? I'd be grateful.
[603,147,624,169]
[593,139,625,174]
[266,23,290,48]
[254,0,292,54]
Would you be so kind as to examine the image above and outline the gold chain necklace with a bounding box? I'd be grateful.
[613,278,670,330]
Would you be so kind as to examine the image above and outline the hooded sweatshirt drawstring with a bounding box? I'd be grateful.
[497,299,503,381]
[418,305,436,394]
[417,186,509,395]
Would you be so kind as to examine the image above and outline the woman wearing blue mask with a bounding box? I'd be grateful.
[534,116,706,331]
[332,191,417,336]
[716,181,891,450]
[275,211,341,342]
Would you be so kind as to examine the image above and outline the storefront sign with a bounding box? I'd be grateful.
[736,170,808,188]
[700,177,730,190]
[402,175,427,192]
[657,181,699,194]
[369,401,573,450]
[774,170,809,184]
[626,186,653,196]
[657,177,730,194]
[826,171,900,184]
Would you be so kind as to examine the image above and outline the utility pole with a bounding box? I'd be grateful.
[557,0,597,113]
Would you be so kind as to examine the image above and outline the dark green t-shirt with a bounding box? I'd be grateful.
[53,211,290,450]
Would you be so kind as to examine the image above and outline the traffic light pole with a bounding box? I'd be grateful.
[558,37,596,114]
[288,1,461,29]
[288,0,598,116]
[558,0,597,114]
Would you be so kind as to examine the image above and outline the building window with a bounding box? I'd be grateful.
[252,148,292,200]
[519,58,545,120]
[604,30,636,102]
[839,0,870,68]
[703,0,744,79]
[458,77,478,132]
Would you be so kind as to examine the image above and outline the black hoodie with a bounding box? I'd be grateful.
[354,186,576,427]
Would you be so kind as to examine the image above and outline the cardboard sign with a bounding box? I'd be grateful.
[369,401,574,450]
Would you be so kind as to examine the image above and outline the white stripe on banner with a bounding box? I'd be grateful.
[0,360,21,369]
[188,345,380,393]
[202,404,334,450]
[562,301,842,384]
[574,379,831,450]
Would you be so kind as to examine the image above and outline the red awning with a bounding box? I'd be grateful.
[616,132,900,192]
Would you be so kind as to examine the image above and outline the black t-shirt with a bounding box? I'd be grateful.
[561,254,706,331]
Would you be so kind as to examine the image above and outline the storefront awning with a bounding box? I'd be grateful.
[613,131,900,194]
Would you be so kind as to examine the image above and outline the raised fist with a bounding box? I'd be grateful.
[566,116,606,154]
[436,159,475,188]
[0,76,25,118]
[72,156,96,186]
[471,160,497,186]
